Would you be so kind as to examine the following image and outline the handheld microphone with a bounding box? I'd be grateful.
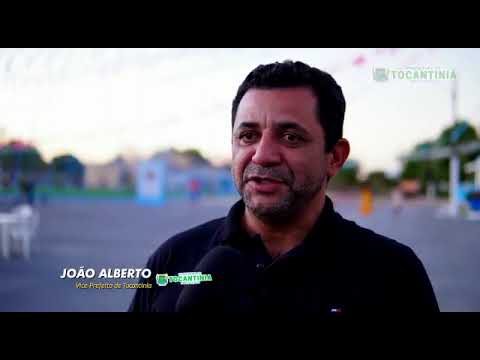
[175,246,257,312]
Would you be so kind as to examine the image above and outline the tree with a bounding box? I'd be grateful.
[400,120,480,193]
[51,154,85,187]
[177,148,211,166]
[0,141,47,183]
[329,159,360,189]
[366,171,397,194]
[437,120,478,146]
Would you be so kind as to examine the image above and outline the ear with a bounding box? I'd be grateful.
[326,138,350,178]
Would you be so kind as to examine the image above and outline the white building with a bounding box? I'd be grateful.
[84,157,133,189]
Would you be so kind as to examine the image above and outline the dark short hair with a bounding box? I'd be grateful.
[231,60,346,152]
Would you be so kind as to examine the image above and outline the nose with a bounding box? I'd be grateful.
[251,132,282,167]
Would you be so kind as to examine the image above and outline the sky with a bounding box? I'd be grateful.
[1,48,479,176]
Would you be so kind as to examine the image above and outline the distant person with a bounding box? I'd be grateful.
[360,184,374,216]
[391,186,404,215]
[19,177,36,206]
[188,178,201,203]
[129,60,439,313]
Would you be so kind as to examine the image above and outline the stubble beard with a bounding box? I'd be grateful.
[234,166,326,223]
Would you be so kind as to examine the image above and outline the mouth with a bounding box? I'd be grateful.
[246,176,284,184]
[247,175,283,183]
[245,176,285,193]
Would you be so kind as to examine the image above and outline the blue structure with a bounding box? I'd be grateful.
[136,160,167,206]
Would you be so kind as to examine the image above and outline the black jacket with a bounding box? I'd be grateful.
[128,196,439,313]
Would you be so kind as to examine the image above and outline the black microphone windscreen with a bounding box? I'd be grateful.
[175,246,257,312]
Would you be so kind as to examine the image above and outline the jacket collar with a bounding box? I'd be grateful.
[211,195,339,252]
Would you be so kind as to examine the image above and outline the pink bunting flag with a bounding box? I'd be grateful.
[352,55,366,66]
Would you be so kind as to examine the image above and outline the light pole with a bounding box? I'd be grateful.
[449,76,460,216]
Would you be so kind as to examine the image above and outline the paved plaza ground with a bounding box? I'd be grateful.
[1,193,479,312]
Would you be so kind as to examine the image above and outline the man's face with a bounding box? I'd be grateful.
[231,87,330,220]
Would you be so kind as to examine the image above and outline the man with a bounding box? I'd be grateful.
[129,60,439,313]
[19,176,36,206]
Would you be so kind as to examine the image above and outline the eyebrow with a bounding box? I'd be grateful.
[234,121,310,137]
[276,121,310,136]
[235,122,259,131]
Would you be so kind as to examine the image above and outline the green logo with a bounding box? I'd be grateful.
[373,66,456,82]
[373,68,389,82]
[155,272,213,286]
[156,274,169,286]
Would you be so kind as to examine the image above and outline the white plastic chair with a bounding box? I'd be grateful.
[9,205,40,260]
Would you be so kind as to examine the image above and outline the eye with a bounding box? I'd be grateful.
[283,133,302,144]
[239,131,258,144]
